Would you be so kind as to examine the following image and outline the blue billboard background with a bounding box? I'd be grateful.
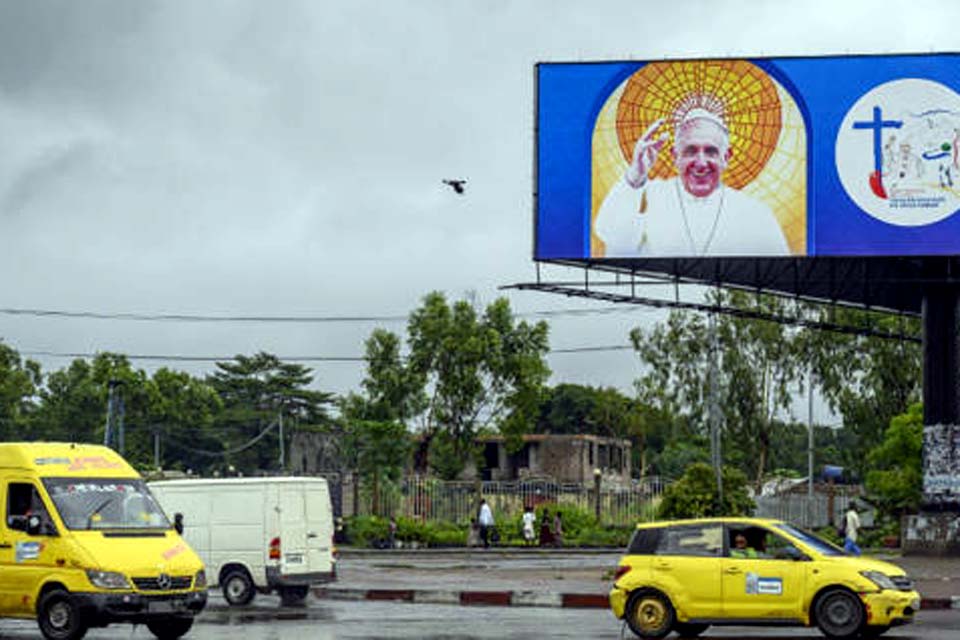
[536,54,960,259]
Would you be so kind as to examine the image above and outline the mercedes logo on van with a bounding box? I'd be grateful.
[156,573,172,590]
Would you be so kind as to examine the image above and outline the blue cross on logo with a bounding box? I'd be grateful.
[852,106,903,189]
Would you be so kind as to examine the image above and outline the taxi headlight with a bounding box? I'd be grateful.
[861,570,897,591]
[194,569,207,588]
[86,570,131,590]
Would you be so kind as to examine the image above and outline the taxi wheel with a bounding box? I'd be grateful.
[37,589,88,640]
[146,616,194,640]
[814,588,865,640]
[673,622,709,638]
[222,569,256,606]
[625,590,675,639]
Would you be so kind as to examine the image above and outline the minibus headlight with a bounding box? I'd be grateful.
[194,569,207,588]
[86,570,131,590]
[861,570,897,591]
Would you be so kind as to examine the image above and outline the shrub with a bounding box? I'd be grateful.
[658,463,754,519]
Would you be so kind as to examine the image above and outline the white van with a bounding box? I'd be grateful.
[149,477,336,606]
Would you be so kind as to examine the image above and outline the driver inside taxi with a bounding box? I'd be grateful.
[730,533,759,559]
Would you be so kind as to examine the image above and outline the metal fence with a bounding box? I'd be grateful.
[343,475,871,531]
[352,476,667,526]
[753,487,871,529]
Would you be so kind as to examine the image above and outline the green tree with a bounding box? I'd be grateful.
[798,309,920,478]
[658,462,755,519]
[0,342,41,440]
[341,419,411,515]
[632,291,803,488]
[28,353,147,457]
[405,293,550,479]
[865,403,923,516]
[208,352,334,473]
[142,368,224,474]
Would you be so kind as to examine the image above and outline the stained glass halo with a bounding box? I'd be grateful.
[614,60,783,189]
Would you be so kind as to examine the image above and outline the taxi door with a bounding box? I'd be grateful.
[0,480,67,615]
[650,523,724,619]
[720,526,806,622]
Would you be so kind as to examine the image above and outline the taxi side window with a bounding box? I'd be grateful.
[7,483,57,536]
[655,524,722,557]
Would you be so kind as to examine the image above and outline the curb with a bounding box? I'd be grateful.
[312,587,609,609]
[920,596,960,610]
[313,588,960,611]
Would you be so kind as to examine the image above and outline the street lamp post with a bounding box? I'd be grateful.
[593,468,602,523]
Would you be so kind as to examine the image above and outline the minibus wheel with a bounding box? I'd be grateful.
[146,616,194,639]
[37,589,87,640]
[221,569,255,606]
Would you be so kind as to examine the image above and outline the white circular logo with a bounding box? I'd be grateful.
[835,78,960,226]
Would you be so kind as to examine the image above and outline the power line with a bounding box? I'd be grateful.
[20,344,636,364]
[0,305,656,324]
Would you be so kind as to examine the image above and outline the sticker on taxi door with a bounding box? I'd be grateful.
[746,572,783,595]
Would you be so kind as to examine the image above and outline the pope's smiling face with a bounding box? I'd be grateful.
[674,118,731,198]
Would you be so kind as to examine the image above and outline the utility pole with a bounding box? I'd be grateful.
[708,311,724,507]
[808,366,815,499]
[103,380,124,453]
[278,412,285,470]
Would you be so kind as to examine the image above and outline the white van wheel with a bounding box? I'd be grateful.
[279,586,309,606]
[221,570,255,606]
[37,589,88,640]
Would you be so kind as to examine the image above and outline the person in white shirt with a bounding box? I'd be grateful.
[594,108,789,258]
[478,499,495,548]
[844,504,862,556]
[521,505,536,546]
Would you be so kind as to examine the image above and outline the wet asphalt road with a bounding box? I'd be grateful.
[0,597,956,640]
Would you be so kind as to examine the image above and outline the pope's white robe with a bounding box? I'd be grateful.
[595,177,790,257]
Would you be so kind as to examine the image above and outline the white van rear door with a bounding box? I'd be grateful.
[278,485,309,576]
[304,483,332,573]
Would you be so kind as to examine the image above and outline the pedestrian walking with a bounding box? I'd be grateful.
[478,499,495,548]
[844,504,862,556]
[553,510,564,548]
[539,508,554,547]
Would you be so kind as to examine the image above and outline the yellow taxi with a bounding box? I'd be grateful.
[609,517,919,639]
[0,442,207,640]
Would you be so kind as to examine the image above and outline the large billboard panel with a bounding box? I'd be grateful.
[536,54,960,259]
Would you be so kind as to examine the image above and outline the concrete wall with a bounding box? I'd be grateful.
[903,513,960,556]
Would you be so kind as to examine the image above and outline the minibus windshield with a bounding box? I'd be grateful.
[42,478,170,530]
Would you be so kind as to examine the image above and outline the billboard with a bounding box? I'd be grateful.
[536,54,960,260]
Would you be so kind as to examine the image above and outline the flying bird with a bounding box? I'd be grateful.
[443,179,467,194]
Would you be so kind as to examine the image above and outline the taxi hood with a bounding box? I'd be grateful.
[819,554,908,577]
[71,530,202,576]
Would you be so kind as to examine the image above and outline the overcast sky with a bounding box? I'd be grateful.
[0,0,950,424]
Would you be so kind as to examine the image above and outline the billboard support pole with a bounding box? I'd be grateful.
[921,283,960,510]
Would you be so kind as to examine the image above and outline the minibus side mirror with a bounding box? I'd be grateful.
[7,515,28,532]
[174,513,184,535]
[8,514,55,536]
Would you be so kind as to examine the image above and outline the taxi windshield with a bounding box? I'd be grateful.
[775,523,846,556]
[42,478,170,530]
